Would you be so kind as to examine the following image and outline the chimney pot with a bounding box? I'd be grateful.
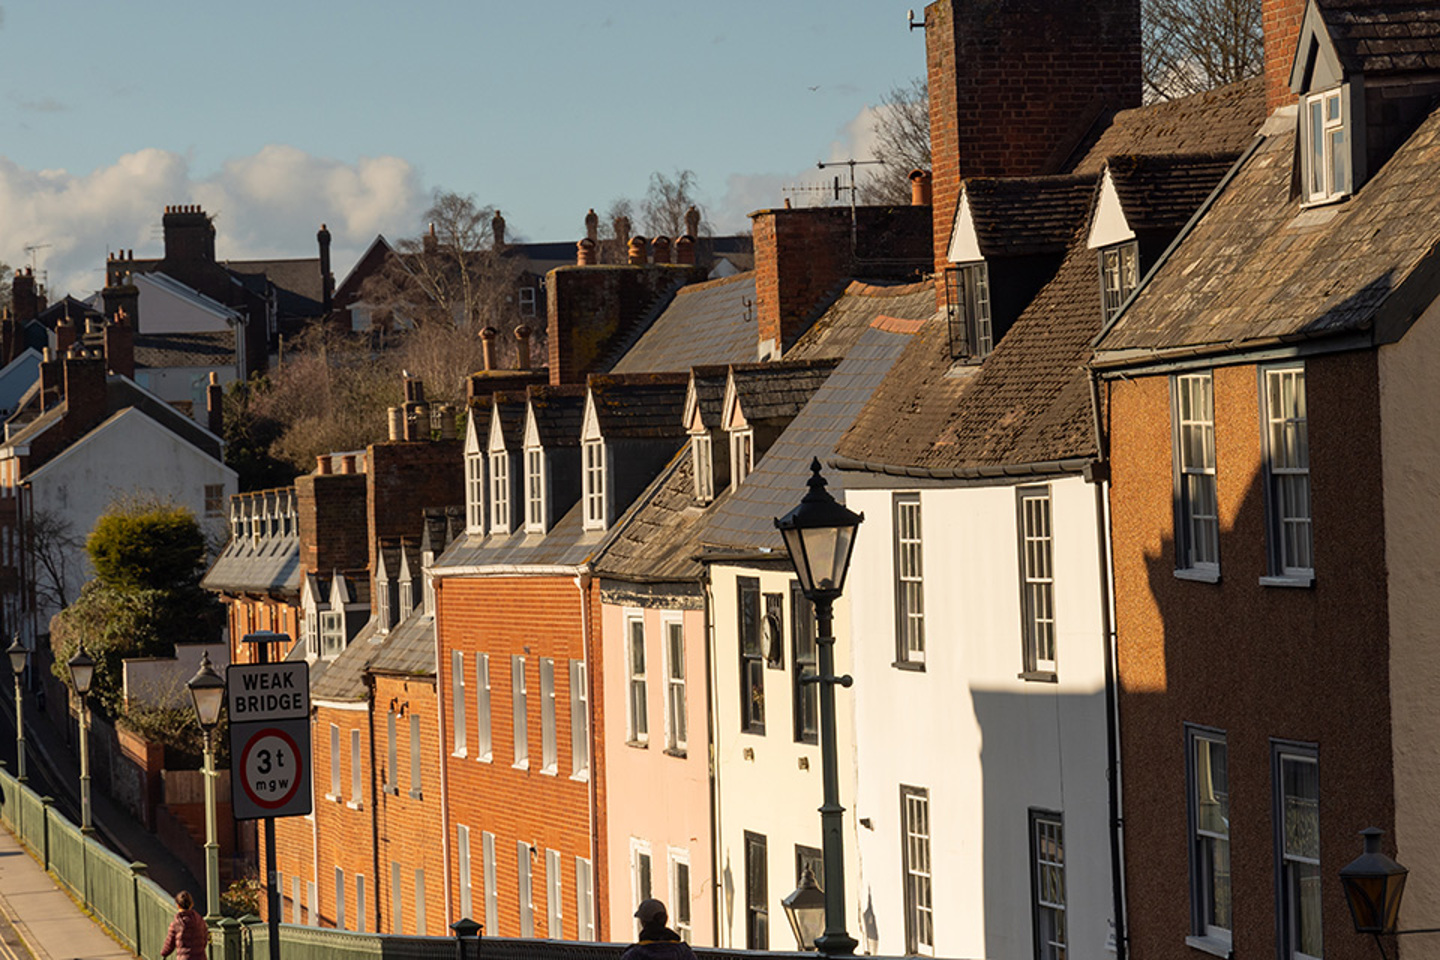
[438,404,457,440]
[316,455,333,475]
[577,237,597,266]
[651,236,672,264]
[480,327,497,371]
[492,210,506,248]
[585,208,599,242]
[515,326,532,370]
[685,205,701,238]
[340,454,357,474]
[387,406,403,441]
[909,169,933,206]
[628,236,649,265]
[675,235,696,265]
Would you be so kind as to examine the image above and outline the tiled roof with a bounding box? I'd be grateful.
[688,365,730,430]
[1097,102,1440,357]
[595,449,728,583]
[700,322,920,552]
[1104,152,1243,234]
[1071,76,1265,175]
[729,359,840,424]
[366,609,437,678]
[435,500,607,570]
[611,273,759,373]
[966,176,1097,257]
[785,281,935,361]
[1317,0,1440,76]
[588,373,689,439]
[201,531,301,596]
[528,385,586,448]
[491,393,529,451]
[312,618,381,702]
[134,330,235,369]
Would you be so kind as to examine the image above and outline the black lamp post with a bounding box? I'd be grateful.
[7,636,26,784]
[775,458,862,956]
[187,652,226,921]
[450,917,482,960]
[67,646,94,835]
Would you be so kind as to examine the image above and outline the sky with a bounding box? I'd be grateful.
[0,1,927,299]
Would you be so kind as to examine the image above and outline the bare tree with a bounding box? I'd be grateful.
[1143,0,1263,101]
[639,170,706,239]
[26,508,82,613]
[860,78,932,204]
[360,191,529,331]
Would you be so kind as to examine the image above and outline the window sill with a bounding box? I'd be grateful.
[476,753,493,764]
[452,749,467,759]
[664,747,688,760]
[382,785,397,796]
[1174,567,1221,584]
[1259,573,1313,588]
[891,660,925,672]
[569,771,590,783]
[345,801,362,811]
[1018,671,1058,683]
[540,765,557,777]
[626,740,649,750]
[512,760,529,771]
[408,789,423,800]
[324,793,341,803]
[1185,934,1232,958]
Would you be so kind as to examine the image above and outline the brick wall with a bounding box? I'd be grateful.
[1263,0,1306,112]
[309,704,382,931]
[296,472,368,576]
[925,0,1141,300]
[366,439,463,578]
[225,598,302,664]
[435,574,607,941]
[373,676,446,934]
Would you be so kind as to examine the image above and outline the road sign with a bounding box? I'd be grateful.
[228,662,312,820]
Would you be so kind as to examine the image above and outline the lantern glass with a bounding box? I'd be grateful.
[782,865,826,950]
[1339,828,1409,935]
[68,649,94,696]
[7,637,26,678]
[775,459,864,600]
[187,653,226,730]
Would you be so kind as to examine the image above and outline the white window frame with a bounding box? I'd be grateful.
[1031,811,1066,960]
[626,614,648,745]
[518,842,535,938]
[583,439,608,530]
[1100,241,1140,323]
[1187,727,1232,952]
[335,867,346,929]
[525,446,546,533]
[575,858,595,940]
[328,723,341,800]
[320,610,344,660]
[1262,365,1313,583]
[1173,372,1220,578]
[630,838,654,937]
[663,617,687,755]
[293,875,303,925]
[409,714,422,799]
[356,874,366,933]
[458,825,473,922]
[519,285,538,317]
[893,493,925,667]
[1304,87,1349,204]
[570,659,590,779]
[349,728,362,808]
[731,428,755,487]
[540,657,557,774]
[465,453,486,533]
[307,880,318,927]
[692,433,714,503]
[512,655,529,768]
[490,451,511,535]
[390,862,403,933]
[452,651,467,757]
[476,654,493,762]
[415,868,427,934]
[669,848,693,943]
[546,848,563,938]
[1018,485,1057,677]
[483,831,499,935]
[1275,745,1322,960]
[384,710,397,794]
[902,786,934,955]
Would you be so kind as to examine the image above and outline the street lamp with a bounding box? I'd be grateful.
[775,458,862,956]
[187,652,226,921]
[7,636,26,784]
[67,646,94,835]
[1338,827,1440,960]
[782,863,826,950]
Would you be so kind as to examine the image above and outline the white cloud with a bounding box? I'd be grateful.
[0,147,426,299]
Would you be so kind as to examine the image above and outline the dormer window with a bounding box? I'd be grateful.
[583,440,608,530]
[466,453,485,532]
[525,446,546,533]
[1304,88,1348,203]
[320,610,344,660]
[399,573,414,620]
[490,451,510,534]
[377,577,394,633]
[945,262,993,360]
[731,429,754,488]
[692,434,714,504]
[1100,242,1139,323]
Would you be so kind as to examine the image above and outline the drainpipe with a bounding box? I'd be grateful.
[1089,367,1128,960]
[575,570,599,938]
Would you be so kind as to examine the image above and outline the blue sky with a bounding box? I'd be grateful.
[0,1,925,295]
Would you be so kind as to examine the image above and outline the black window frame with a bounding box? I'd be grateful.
[1272,739,1322,960]
[791,580,818,745]
[1185,724,1231,948]
[1028,808,1066,960]
[944,261,994,360]
[738,577,765,734]
[744,830,768,950]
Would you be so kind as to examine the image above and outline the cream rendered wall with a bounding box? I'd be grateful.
[27,407,236,626]
[136,274,235,334]
[708,562,860,951]
[1379,298,1440,943]
[136,366,239,423]
[846,476,1114,960]
[601,600,714,943]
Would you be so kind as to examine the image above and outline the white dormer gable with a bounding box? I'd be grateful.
[1289,0,1345,95]
[581,394,603,443]
[523,406,542,450]
[488,409,508,455]
[683,378,706,434]
[464,411,484,456]
[1087,168,1137,251]
[301,573,321,612]
[721,372,749,432]
[946,187,983,264]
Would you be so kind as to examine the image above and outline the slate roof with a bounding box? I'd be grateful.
[729,359,840,424]
[528,385,586,447]
[785,281,936,361]
[435,499,606,570]
[134,330,236,369]
[34,297,102,330]
[688,365,730,430]
[588,373,689,439]
[1104,153,1245,234]
[595,449,723,583]
[1316,0,1440,76]
[965,176,1098,257]
[611,273,759,374]
[311,617,381,702]
[700,321,922,553]
[1095,101,1440,358]
[1071,76,1265,175]
[202,535,301,596]
[491,393,528,450]
[367,608,438,678]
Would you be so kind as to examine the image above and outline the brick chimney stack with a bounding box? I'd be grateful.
[1263,0,1306,112]
[11,269,39,323]
[55,317,77,357]
[925,0,1141,302]
[318,223,334,312]
[162,205,216,263]
[424,223,438,255]
[206,371,223,436]
[62,351,108,434]
[104,314,135,379]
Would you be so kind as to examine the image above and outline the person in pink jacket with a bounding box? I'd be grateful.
[161,891,209,960]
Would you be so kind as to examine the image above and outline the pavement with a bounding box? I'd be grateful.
[0,825,135,960]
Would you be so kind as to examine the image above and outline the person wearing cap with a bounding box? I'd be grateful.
[621,898,696,960]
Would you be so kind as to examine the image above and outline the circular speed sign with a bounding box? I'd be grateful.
[239,728,304,810]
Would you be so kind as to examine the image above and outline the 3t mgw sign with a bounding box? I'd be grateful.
[227,662,312,820]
